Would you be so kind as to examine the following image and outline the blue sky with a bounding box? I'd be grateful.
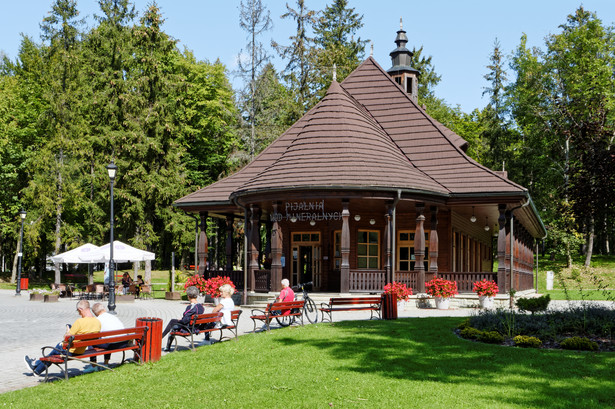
[2,0,614,113]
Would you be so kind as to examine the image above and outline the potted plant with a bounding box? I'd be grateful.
[383,282,413,309]
[184,274,208,296]
[472,279,499,309]
[425,277,458,309]
[44,289,61,302]
[203,276,236,304]
[29,288,45,301]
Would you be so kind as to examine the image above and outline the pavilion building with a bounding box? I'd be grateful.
[174,23,546,296]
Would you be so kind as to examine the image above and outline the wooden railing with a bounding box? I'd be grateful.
[438,272,497,293]
[349,270,385,292]
[254,269,271,292]
[394,271,499,293]
[203,270,245,291]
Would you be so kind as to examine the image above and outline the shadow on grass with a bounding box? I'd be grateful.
[274,318,615,408]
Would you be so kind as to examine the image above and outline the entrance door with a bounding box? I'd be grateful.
[291,232,321,290]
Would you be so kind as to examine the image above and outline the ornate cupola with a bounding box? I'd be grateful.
[387,18,420,103]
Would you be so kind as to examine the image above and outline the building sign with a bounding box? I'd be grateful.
[270,200,342,222]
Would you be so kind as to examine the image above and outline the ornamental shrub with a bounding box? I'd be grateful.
[560,336,599,351]
[513,335,542,348]
[460,327,483,340]
[478,330,505,344]
[516,294,551,314]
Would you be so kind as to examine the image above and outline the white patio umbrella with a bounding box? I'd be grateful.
[48,243,100,264]
[78,240,155,263]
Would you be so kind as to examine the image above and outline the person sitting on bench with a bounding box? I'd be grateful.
[162,286,204,352]
[200,284,235,341]
[82,303,126,373]
[24,300,101,377]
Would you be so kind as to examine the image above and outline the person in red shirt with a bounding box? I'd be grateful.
[276,279,295,316]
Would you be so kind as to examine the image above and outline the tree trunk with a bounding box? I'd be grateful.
[54,151,63,285]
[144,260,152,284]
[584,216,594,267]
[10,238,20,284]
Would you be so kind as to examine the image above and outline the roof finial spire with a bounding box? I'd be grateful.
[332,63,337,81]
[370,41,374,57]
[400,17,403,30]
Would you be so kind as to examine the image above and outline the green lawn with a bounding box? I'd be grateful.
[1,318,613,408]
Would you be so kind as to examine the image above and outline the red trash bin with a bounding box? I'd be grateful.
[20,278,29,290]
[135,317,163,362]
[381,293,398,320]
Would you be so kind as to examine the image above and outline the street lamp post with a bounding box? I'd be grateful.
[107,162,118,313]
[15,209,26,296]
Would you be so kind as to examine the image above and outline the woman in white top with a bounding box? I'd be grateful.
[208,284,235,336]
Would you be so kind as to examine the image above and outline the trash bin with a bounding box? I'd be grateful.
[20,278,29,290]
[381,293,398,320]
[135,317,163,362]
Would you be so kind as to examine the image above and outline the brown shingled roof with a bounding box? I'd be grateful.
[236,80,446,195]
[175,57,527,209]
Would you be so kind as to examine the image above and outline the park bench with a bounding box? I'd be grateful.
[250,300,305,332]
[220,309,243,341]
[37,326,148,381]
[169,312,223,351]
[320,297,382,323]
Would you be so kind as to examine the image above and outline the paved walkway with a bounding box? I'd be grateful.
[0,289,476,394]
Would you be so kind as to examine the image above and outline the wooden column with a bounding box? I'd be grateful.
[265,220,272,268]
[225,215,234,272]
[340,200,350,293]
[415,203,426,292]
[198,212,208,276]
[385,204,393,284]
[249,206,261,291]
[429,206,439,276]
[271,203,283,292]
[496,205,507,293]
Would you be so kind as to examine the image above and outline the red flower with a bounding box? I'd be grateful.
[472,279,499,297]
[383,282,413,301]
[425,278,458,298]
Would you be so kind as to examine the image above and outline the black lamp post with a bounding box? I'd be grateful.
[15,209,26,296]
[106,162,118,313]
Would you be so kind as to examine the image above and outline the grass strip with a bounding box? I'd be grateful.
[1,317,613,408]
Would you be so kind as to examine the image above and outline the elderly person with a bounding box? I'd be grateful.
[201,283,235,341]
[276,279,295,303]
[162,286,204,352]
[24,300,101,377]
[83,303,126,373]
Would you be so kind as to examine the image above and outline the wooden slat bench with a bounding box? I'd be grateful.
[320,297,382,323]
[250,300,305,331]
[169,312,223,351]
[220,309,243,341]
[38,326,148,380]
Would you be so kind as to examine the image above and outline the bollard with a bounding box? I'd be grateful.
[135,317,163,362]
[546,271,554,291]
[381,293,398,320]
